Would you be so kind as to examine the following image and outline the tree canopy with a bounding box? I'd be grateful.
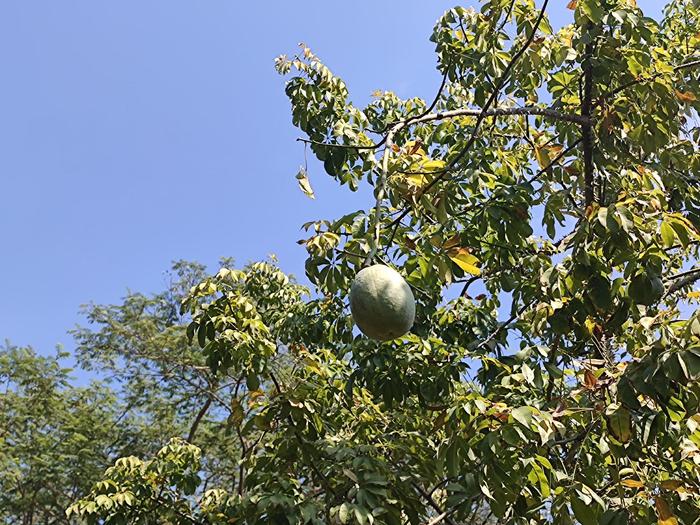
[20,0,700,523]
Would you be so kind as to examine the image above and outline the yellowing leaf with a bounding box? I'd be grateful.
[675,90,697,103]
[296,168,315,199]
[448,247,481,276]
[655,497,678,525]
[534,144,564,169]
[584,317,597,335]
[405,174,429,188]
[419,159,446,171]
[248,389,265,400]
[621,479,644,488]
[687,291,700,299]
[660,480,683,491]
[584,370,598,389]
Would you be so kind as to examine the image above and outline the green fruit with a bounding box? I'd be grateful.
[350,264,415,341]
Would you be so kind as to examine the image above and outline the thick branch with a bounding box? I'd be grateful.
[581,38,595,207]
[297,106,587,152]
[665,266,700,295]
[408,106,589,127]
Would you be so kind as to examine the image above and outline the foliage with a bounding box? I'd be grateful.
[0,345,125,524]
[71,259,242,488]
[0,261,245,523]
[72,0,700,523]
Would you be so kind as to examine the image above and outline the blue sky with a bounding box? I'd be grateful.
[0,1,663,356]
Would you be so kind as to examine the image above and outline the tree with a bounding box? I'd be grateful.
[0,261,242,524]
[71,259,243,489]
[0,344,124,524]
[70,0,700,523]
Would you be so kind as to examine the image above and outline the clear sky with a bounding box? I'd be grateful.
[0,1,663,356]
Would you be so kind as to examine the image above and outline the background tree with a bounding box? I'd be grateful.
[72,259,242,489]
[69,0,700,523]
[0,260,244,523]
[0,344,124,524]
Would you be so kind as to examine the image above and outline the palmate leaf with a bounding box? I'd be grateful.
[67,0,700,524]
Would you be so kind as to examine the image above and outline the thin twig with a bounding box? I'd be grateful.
[366,132,396,265]
[296,137,380,150]
[476,299,536,351]
[186,396,212,442]
[412,482,459,525]
[269,371,337,497]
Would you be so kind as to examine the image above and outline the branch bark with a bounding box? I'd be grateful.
[186,396,212,443]
[665,266,700,295]
[581,37,595,207]
[297,106,587,152]
[412,482,459,525]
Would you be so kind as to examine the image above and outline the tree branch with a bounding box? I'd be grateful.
[269,371,337,498]
[366,129,396,265]
[298,106,587,153]
[476,299,535,352]
[665,266,700,295]
[295,137,381,150]
[408,106,589,128]
[388,0,551,229]
[412,482,459,525]
[186,396,212,443]
[600,56,700,104]
[581,36,595,207]
[415,69,449,121]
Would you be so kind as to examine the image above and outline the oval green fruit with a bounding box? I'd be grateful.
[350,264,416,341]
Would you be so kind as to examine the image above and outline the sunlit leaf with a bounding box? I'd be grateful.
[621,479,644,488]
[448,247,481,276]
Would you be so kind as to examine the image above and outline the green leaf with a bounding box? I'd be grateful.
[660,221,676,248]
[511,406,534,429]
[589,275,612,310]
[197,323,207,348]
[571,494,597,525]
